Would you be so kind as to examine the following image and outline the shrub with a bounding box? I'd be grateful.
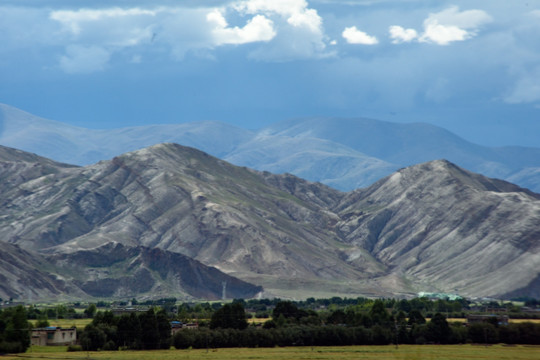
[67,344,82,352]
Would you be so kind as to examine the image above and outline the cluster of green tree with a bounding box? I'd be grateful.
[138,298,177,313]
[27,305,81,320]
[209,303,248,330]
[0,306,31,353]
[245,296,540,320]
[177,302,222,323]
[173,321,540,349]
[242,297,469,319]
[78,308,171,351]
[171,300,540,349]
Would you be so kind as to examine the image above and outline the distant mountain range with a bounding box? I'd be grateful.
[1,103,539,193]
[1,143,538,301]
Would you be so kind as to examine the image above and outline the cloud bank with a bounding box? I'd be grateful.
[0,2,498,74]
[1,0,539,146]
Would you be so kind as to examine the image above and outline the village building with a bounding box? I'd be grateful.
[31,326,77,346]
[170,321,199,336]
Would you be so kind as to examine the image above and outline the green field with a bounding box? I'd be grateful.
[5,344,539,360]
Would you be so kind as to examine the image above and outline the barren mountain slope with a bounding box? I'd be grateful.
[0,143,377,298]
[0,240,262,301]
[1,144,539,299]
[335,160,540,298]
[0,242,78,301]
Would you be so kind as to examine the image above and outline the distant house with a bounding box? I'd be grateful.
[31,327,77,346]
[171,321,183,336]
[170,321,198,335]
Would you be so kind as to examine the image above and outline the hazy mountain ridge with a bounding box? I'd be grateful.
[261,117,540,188]
[0,103,254,165]
[0,143,538,300]
[2,103,539,193]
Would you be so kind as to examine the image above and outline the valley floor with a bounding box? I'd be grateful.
[6,344,539,360]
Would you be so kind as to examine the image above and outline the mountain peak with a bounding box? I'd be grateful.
[395,159,540,197]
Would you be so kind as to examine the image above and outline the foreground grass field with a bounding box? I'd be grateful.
[5,344,539,360]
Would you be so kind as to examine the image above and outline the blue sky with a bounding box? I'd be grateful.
[1,0,539,147]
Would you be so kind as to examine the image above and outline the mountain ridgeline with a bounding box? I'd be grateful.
[0,143,538,301]
[1,103,540,193]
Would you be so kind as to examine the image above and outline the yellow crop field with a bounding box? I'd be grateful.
[508,318,540,324]
[32,318,93,328]
[436,318,540,324]
[5,344,539,360]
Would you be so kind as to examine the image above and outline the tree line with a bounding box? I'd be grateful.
[172,300,540,349]
[79,300,540,350]
[1,296,540,354]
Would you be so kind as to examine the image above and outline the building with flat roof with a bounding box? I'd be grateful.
[31,327,77,346]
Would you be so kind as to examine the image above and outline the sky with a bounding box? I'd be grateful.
[1,0,539,147]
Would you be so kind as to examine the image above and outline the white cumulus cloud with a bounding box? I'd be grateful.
[342,26,378,45]
[232,0,330,60]
[2,1,332,71]
[389,25,418,44]
[233,0,323,33]
[419,6,492,45]
[207,10,276,45]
